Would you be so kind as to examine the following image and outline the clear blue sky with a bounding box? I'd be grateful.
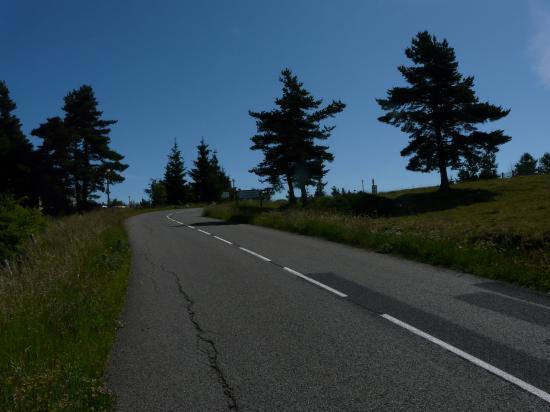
[2,0,549,202]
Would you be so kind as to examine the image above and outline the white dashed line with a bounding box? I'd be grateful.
[381,314,550,404]
[214,236,233,245]
[166,214,184,225]
[188,225,195,229]
[198,229,211,235]
[239,247,271,261]
[283,267,348,298]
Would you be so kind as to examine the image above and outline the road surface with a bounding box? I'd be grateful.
[107,208,550,410]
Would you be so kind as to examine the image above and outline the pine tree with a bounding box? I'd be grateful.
[458,149,498,182]
[62,85,127,211]
[514,153,538,176]
[249,69,345,205]
[0,81,34,201]
[457,156,479,182]
[210,150,232,198]
[190,139,215,202]
[478,151,498,180]
[31,117,74,214]
[145,179,167,206]
[314,179,327,198]
[377,32,511,191]
[538,152,550,174]
[163,141,187,204]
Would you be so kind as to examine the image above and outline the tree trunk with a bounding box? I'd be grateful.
[286,175,296,204]
[299,184,307,206]
[435,127,450,191]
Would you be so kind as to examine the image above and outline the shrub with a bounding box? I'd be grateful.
[0,197,45,260]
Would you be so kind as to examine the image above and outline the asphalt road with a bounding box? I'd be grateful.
[107,208,550,411]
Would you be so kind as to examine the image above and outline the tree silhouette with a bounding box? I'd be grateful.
[62,85,127,211]
[210,150,232,199]
[458,149,498,182]
[538,152,550,174]
[249,69,345,205]
[145,179,167,206]
[0,81,34,201]
[31,117,74,214]
[164,140,188,204]
[377,32,511,191]
[189,139,230,202]
[514,153,538,176]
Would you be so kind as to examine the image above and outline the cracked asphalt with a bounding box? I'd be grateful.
[107,209,550,411]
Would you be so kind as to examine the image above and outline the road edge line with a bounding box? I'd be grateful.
[380,313,550,404]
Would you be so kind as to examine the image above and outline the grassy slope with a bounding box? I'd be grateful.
[205,175,550,292]
[0,209,138,411]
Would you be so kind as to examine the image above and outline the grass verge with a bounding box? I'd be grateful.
[0,209,138,411]
[205,175,550,292]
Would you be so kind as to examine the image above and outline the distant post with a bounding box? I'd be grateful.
[371,178,378,195]
[106,168,111,207]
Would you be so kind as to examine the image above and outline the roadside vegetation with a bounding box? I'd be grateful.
[0,209,137,411]
[205,175,550,292]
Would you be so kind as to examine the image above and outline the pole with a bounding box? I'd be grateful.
[106,168,111,207]
[361,179,364,192]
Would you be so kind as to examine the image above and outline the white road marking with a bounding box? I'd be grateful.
[239,247,271,261]
[381,314,550,404]
[198,229,211,235]
[166,215,183,225]
[214,236,233,245]
[283,267,348,298]
[188,225,195,229]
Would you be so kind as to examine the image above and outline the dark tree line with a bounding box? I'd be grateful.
[513,152,550,176]
[146,138,231,206]
[0,82,126,214]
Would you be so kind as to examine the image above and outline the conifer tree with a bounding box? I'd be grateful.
[538,153,550,174]
[314,179,327,198]
[377,32,511,191]
[458,149,498,182]
[210,150,232,198]
[0,81,34,201]
[62,85,127,210]
[249,69,345,205]
[478,151,498,180]
[163,141,187,204]
[31,117,74,214]
[190,139,215,202]
[514,153,538,176]
[145,179,167,206]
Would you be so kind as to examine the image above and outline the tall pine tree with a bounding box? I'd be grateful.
[62,85,127,210]
[0,81,34,201]
[210,150,232,198]
[189,139,230,202]
[164,141,188,204]
[190,139,216,202]
[31,117,74,214]
[377,32,511,191]
[249,69,345,205]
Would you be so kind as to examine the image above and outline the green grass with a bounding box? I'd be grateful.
[205,175,550,292]
[0,209,139,411]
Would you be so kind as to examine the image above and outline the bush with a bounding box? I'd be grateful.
[0,197,45,260]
